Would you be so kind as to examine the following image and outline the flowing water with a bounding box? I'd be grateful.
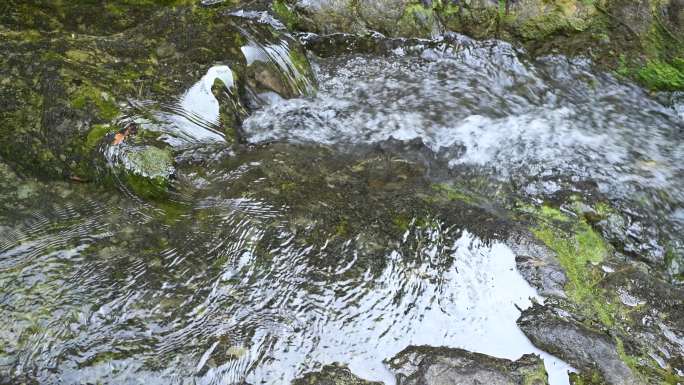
[1,27,683,385]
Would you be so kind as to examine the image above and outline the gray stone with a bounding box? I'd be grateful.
[387,345,549,385]
[517,303,640,385]
[291,364,382,385]
[507,229,568,298]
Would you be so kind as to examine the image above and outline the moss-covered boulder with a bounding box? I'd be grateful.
[110,144,175,199]
[0,1,316,193]
[518,302,639,385]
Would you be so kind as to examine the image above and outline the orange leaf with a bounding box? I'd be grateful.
[112,132,126,145]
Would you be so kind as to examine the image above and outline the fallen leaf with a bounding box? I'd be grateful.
[112,132,126,145]
[111,123,138,145]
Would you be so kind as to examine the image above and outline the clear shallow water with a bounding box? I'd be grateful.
[4,31,684,385]
[0,177,571,385]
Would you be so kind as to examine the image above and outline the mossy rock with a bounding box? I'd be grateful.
[636,60,684,91]
[388,345,549,385]
[0,1,317,186]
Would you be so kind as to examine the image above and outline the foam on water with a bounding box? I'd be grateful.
[243,37,684,206]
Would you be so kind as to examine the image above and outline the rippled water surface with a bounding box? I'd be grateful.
[2,31,684,385]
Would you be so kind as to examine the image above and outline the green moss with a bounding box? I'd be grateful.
[125,146,173,179]
[70,85,120,121]
[272,0,299,30]
[393,214,411,232]
[636,60,684,91]
[522,361,549,385]
[540,205,572,222]
[592,202,612,217]
[569,371,604,385]
[397,3,437,36]
[124,172,169,200]
[85,124,116,150]
[114,146,174,200]
[673,58,684,73]
[288,48,317,95]
[516,12,586,41]
[526,205,614,326]
[335,218,349,236]
[280,181,297,193]
[430,183,476,204]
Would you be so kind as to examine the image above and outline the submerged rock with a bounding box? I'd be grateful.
[517,302,640,385]
[110,144,175,199]
[387,345,549,385]
[172,141,529,246]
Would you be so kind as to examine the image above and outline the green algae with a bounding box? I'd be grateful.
[522,361,550,385]
[85,124,117,150]
[531,215,615,327]
[124,172,169,200]
[125,146,173,179]
[522,204,614,326]
[429,183,477,204]
[568,371,605,385]
[392,214,412,232]
[70,86,121,121]
[522,203,684,383]
[113,146,174,200]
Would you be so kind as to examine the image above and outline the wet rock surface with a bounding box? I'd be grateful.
[600,268,684,378]
[518,302,639,385]
[292,364,383,385]
[508,230,568,298]
[291,346,549,385]
[388,345,549,385]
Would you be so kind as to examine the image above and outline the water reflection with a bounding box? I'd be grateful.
[123,65,235,148]
[0,173,571,384]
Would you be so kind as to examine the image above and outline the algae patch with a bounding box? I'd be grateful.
[524,204,614,326]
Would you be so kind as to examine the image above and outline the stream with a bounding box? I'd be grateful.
[1,16,683,385]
